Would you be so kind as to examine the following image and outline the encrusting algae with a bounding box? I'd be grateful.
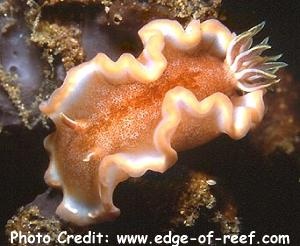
[26,0,85,71]
[150,0,221,20]
[0,0,85,130]
[251,70,300,155]
[0,65,33,129]
[171,172,240,234]
[5,206,70,246]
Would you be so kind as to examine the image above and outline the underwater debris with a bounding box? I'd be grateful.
[5,205,70,246]
[0,66,31,129]
[30,21,85,71]
[0,56,54,130]
[171,172,240,234]
[38,0,221,26]
[150,0,221,20]
[0,0,18,15]
[0,0,84,129]
[172,172,217,227]
[102,0,221,26]
[0,0,55,129]
[212,211,240,235]
[0,17,16,34]
[0,0,18,33]
[172,173,216,226]
[25,0,85,71]
[5,167,240,238]
[251,70,300,155]
[0,66,19,128]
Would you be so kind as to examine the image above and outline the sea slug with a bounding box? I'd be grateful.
[40,19,286,226]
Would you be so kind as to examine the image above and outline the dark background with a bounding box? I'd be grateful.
[0,0,299,244]
[222,0,300,80]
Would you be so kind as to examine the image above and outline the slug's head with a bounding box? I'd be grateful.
[226,22,287,93]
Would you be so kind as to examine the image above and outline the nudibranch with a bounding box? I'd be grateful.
[40,19,286,226]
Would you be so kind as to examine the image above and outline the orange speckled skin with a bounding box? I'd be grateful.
[47,45,235,208]
[41,18,284,225]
